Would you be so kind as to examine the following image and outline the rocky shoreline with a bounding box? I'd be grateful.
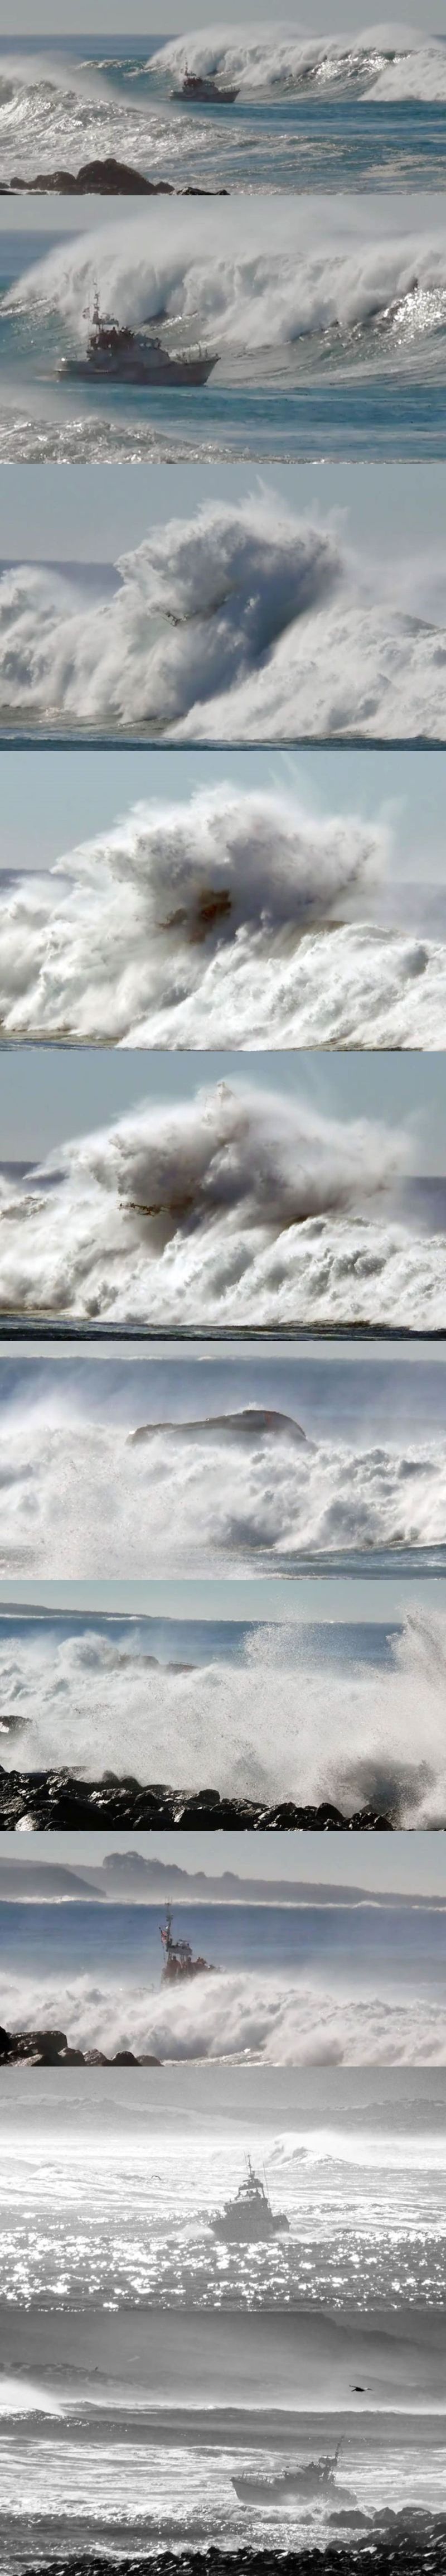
[18,2518,446,2576]
[0,1765,393,1831]
[0,2022,161,2066]
[0,156,228,194]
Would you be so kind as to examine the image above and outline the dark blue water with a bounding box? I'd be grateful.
[1,1901,445,1994]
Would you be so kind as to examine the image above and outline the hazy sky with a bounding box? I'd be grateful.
[0,1571,443,1618]
[1,1827,445,1894]
[1,10,444,39]
[1,1344,445,1421]
[3,1041,446,1169]
[2,746,445,877]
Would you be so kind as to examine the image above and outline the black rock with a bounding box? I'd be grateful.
[0,2021,162,2068]
[0,1763,395,1833]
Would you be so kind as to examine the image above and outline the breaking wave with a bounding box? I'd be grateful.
[3,1604,446,1824]
[0,780,400,1049]
[1,494,446,743]
[8,219,446,358]
[2,1967,445,2066]
[1,1396,445,1578]
[0,1076,419,1327]
[153,26,446,104]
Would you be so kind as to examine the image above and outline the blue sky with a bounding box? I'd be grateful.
[2,745,446,877]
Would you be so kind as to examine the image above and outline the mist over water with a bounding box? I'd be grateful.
[1,1396,446,1577]
[1,2061,445,2310]
[2,1950,446,2066]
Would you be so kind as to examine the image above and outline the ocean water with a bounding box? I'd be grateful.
[1,2063,445,2309]
[0,2426,445,2572]
[1,35,446,192]
[2,1900,445,1990]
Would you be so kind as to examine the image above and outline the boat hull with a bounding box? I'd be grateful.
[172,84,238,103]
[232,2478,356,2508]
[60,355,217,386]
[212,2216,290,2242]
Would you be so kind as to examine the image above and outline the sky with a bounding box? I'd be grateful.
[1,9,445,38]
[0,1572,443,1618]
[2,746,445,878]
[3,1042,446,1169]
[1,1827,445,1893]
[2,466,446,616]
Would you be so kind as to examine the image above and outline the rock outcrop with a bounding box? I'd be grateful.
[0,1765,394,1832]
[4,158,229,195]
[0,2024,161,2067]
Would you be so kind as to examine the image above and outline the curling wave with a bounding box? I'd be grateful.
[153,25,446,104]
[8,220,446,357]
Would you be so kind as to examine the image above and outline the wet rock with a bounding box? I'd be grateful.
[0,1764,394,1833]
[7,157,229,194]
[18,2518,446,2576]
[0,2022,161,2068]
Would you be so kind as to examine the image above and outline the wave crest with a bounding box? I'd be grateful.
[9,224,446,353]
[3,1604,446,1824]
[0,781,386,1045]
[0,1077,413,1327]
[153,24,446,103]
[2,1967,444,2066]
[0,1396,445,1577]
